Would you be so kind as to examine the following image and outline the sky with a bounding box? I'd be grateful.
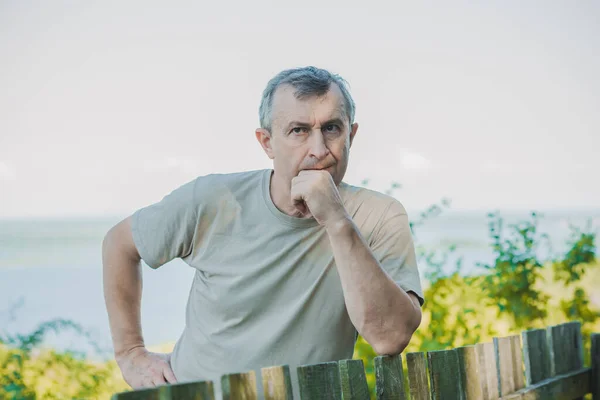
[1,1,599,219]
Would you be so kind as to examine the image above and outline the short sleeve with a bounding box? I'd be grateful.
[370,200,424,306]
[131,178,199,269]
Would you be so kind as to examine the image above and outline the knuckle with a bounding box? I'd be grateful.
[152,372,163,380]
[151,364,162,373]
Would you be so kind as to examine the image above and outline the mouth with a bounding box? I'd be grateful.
[303,164,335,171]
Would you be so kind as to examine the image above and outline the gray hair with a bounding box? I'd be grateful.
[259,66,356,132]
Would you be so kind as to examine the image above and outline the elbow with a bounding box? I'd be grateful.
[372,337,409,356]
[371,329,413,356]
[371,309,422,356]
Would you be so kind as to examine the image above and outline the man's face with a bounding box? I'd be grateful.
[259,83,358,186]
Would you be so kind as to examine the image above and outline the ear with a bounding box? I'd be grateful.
[349,122,359,148]
[255,128,275,159]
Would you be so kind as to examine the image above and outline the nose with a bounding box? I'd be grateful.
[309,131,330,160]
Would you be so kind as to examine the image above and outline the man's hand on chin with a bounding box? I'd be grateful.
[290,169,349,228]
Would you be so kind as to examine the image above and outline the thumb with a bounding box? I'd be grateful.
[163,358,178,384]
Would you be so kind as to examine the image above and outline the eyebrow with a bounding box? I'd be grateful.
[285,118,347,132]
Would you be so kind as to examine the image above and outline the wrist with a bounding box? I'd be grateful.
[114,343,146,361]
[324,213,354,236]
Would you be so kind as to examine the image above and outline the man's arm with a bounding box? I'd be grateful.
[102,216,145,359]
[290,170,422,355]
[291,170,421,354]
[102,216,177,388]
[325,217,422,355]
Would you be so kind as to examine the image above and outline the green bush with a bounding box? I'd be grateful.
[0,319,129,399]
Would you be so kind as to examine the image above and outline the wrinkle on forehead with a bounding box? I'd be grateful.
[272,84,348,130]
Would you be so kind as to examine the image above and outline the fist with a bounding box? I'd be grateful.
[291,170,348,227]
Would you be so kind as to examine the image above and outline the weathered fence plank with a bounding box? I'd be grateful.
[111,326,600,400]
[338,359,370,400]
[499,368,591,400]
[111,385,170,400]
[169,381,215,400]
[456,345,483,400]
[548,321,584,400]
[510,335,525,390]
[521,328,551,385]
[406,352,429,400]
[494,335,525,397]
[261,365,293,400]
[476,342,500,400]
[427,349,461,399]
[548,321,584,376]
[221,371,258,400]
[592,333,600,400]
[297,362,342,400]
[374,354,406,400]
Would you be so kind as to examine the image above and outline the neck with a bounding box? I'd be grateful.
[269,170,305,218]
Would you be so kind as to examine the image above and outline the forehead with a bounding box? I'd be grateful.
[271,83,347,125]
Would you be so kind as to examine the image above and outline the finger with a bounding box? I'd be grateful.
[291,183,306,204]
[290,176,304,188]
[294,200,308,215]
[129,380,144,390]
[163,364,178,384]
[152,374,167,386]
[291,190,305,205]
[141,379,156,388]
[293,171,314,183]
[298,169,320,176]
[296,170,312,179]
[130,374,153,389]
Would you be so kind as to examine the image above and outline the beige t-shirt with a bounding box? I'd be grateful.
[131,168,423,398]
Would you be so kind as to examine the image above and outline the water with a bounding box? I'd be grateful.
[1,209,598,360]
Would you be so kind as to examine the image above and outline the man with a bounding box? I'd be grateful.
[102,66,424,397]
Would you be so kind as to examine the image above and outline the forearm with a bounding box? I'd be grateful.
[102,221,146,358]
[325,216,421,355]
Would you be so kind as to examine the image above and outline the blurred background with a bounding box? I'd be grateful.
[1,1,599,398]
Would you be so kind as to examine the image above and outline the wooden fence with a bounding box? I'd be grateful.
[112,321,600,399]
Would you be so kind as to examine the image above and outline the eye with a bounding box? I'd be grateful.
[324,124,340,133]
[291,127,308,135]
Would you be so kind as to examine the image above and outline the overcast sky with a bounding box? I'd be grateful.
[1,1,599,219]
